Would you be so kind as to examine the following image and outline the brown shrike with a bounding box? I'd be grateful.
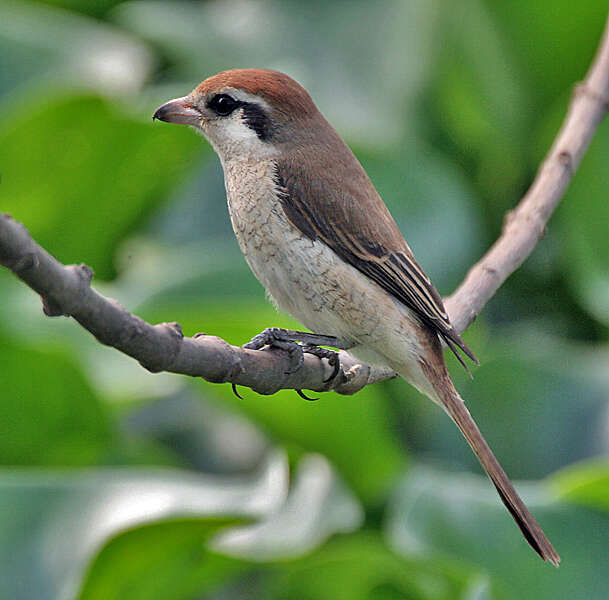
[154,69,559,566]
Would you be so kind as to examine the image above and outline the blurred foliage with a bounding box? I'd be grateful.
[0,95,201,279]
[0,1,608,599]
[77,518,250,600]
[0,333,112,466]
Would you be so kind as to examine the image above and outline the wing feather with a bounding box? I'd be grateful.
[274,156,478,369]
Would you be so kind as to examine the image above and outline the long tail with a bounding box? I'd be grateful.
[423,365,560,566]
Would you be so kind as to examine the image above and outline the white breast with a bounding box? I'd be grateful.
[222,157,343,333]
[219,156,429,385]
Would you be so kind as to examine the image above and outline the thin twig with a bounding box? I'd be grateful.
[444,16,609,333]
[1,16,608,394]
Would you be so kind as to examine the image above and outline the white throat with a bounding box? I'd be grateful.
[198,112,277,163]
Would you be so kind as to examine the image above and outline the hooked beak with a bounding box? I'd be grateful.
[153,96,202,126]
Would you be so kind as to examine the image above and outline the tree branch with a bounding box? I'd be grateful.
[1,16,608,396]
[0,214,386,395]
[445,16,609,332]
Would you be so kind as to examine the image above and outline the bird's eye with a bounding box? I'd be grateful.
[207,94,239,116]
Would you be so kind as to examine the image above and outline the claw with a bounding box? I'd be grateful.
[324,354,341,383]
[231,383,244,399]
[243,328,306,375]
[243,327,345,385]
[301,343,342,384]
[296,389,318,401]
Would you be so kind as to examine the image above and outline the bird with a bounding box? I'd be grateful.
[153,68,560,566]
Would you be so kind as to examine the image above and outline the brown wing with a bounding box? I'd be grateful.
[274,147,478,371]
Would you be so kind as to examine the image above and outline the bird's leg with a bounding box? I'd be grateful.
[243,327,351,380]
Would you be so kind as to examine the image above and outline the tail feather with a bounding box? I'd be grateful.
[427,369,560,567]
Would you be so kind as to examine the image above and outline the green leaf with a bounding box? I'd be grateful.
[549,458,609,512]
[0,461,283,600]
[483,0,607,111]
[77,518,249,600]
[386,466,609,599]
[33,0,125,19]
[431,0,528,213]
[262,532,478,600]
[0,332,112,466]
[0,93,203,279]
[79,518,479,600]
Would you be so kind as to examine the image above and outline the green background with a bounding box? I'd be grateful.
[1,0,608,598]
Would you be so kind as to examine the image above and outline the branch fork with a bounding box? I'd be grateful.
[1,16,609,396]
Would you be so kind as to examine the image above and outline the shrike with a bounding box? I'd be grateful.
[154,68,559,566]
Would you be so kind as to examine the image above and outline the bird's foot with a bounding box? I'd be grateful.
[301,343,341,383]
[243,327,349,382]
[243,327,307,374]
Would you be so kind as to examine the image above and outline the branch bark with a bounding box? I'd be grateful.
[1,16,608,396]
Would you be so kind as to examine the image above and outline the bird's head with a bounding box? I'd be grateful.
[153,68,320,159]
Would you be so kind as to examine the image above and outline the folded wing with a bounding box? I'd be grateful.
[274,154,478,370]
